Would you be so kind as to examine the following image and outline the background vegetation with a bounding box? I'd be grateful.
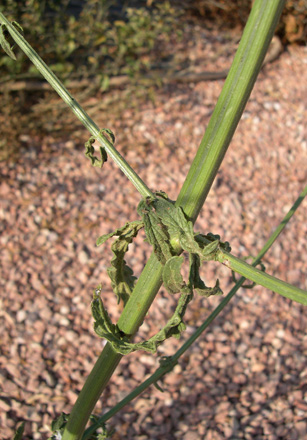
[1,0,306,160]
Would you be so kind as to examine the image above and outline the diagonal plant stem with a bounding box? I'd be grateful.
[83,184,307,439]
[191,232,307,304]
[59,2,286,439]
[215,249,307,304]
[0,12,154,200]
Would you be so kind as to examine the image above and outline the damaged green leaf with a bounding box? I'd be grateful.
[97,221,143,305]
[139,193,226,296]
[85,128,114,168]
[162,256,191,295]
[91,289,192,354]
[163,253,222,297]
[48,412,69,440]
[93,192,228,354]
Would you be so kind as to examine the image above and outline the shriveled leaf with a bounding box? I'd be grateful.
[96,221,143,246]
[152,197,187,238]
[92,290,192,354]
[93,192,228,354]
[85,128,114,168]
[195,279,223,297]
[100,127,115,145]
[130,291,192,351]
[189,254,223,297]
[200,239,220,259]
[162,256,191,294]
[150,196,204,255]
[138,194,200,262]
[143,210,172,263]
[201,232,232,253]
[96,229,119,246]
[97,221,143,304]
[106,221,143,304]
[85,136,108,168]
[48,412,69,439]
[92,293,120,338]
[108,261,135,305]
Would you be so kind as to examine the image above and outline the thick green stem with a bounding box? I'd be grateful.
[68,344,122,434]
[176,0,286,221]
[61,2,286,439]
[0,12,154,200]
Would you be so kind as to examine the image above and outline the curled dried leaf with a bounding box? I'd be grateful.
[92,289,192,354]
[162,256,191,294]
[84,128,114,168]
[93,192,230,354]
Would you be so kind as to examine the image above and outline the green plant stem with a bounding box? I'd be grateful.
[60,2,286,438]
[176,1,286,221]
[83,183,307,439]
[0,12,154,200]
[69,345,122,437]
[215,249,307,304]
[192,233,307,304]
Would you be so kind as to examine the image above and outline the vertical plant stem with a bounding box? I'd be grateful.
[67,345,122,435]
[60,1,285,438]
[176,0,286,221]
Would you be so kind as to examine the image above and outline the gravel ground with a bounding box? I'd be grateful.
[0,33,307,440]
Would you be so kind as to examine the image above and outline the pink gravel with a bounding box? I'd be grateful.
[0,32,306,439]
